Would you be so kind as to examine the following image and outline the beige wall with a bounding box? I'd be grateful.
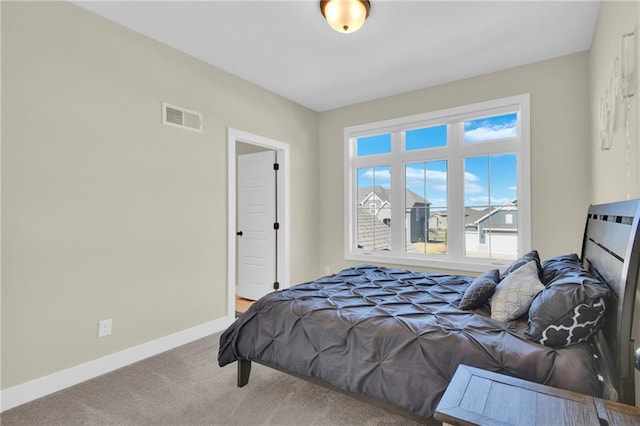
[590,0,639,203]
[318,53,591,276]
[1,2,318,389]
[589,0,640,406]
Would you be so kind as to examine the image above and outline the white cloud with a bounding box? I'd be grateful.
[464,171,484,194]
[405,167,488,197]
[428,198,448,208]
[465,183,484,193]
[465,172,479,182]
[468,196,513,206]
[361,168,390,185]
[405,167,447,192]
[464,120,517,143]
[508,186,517,191]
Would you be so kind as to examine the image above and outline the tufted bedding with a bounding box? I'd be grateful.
[218,265,602,419]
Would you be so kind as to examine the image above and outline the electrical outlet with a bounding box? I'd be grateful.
[325,266,331,275]
[98,319,112,338]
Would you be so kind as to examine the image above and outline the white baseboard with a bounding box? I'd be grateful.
[1,314,235,412]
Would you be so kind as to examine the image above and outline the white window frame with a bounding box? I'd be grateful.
[343,94,531,273]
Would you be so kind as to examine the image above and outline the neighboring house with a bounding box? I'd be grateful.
[358,186,392,224]
[429,207,487,232]
[428,211,447,231]
[357,208,392,250]
[465,199,518,258]
[464,207,489,227]
[406,190,431,244]
[357,186,430,250]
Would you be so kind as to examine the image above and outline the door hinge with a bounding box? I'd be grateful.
[273,281,280,290]
[273,163,280,171]
[274,222,280,230]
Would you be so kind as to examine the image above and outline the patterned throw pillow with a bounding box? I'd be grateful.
[536,298,606,347]
[491,260,544,322]
[459,269,500,310]
[526,257,611,347]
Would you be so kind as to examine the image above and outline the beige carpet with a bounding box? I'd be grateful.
[1,332,423,425]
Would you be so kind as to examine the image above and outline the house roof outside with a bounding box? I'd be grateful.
[432,200,517,229]
[431,207,487,223]
[356,186,430,251]
[473,199,518,226]
[357,208,391,251]
[358,186,430,208]
[464,208,488,225]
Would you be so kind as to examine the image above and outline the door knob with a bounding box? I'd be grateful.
[636,347,640,371]
[236,231,243,236]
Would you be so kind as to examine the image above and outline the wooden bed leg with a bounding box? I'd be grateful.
[237,359,251,387]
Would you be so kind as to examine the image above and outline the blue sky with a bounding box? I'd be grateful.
[357,113,518,209]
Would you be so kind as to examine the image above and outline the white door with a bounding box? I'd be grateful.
[237,151,277,300]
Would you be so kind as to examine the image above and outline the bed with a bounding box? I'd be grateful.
[218,199,640,422]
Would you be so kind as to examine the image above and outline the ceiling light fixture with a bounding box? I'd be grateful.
[320,0,371,34]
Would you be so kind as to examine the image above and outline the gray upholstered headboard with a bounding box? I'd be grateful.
[581,199,640,405]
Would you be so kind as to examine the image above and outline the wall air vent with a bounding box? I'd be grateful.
[162,102,202,133]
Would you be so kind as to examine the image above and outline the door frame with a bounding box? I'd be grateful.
[227,128,290,322]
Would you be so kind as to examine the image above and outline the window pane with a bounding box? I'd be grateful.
[357,166,391,251]
[464,113,518,143]
[405,161,447,255]
[464,154,518,259]
[357,134,392,156]
[405,125,447,151]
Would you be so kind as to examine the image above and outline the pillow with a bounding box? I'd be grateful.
[459,269,500,310]
[540,253,582,285]
[501,250,542,280]
[526,263,611,348]
[491,260,544,322]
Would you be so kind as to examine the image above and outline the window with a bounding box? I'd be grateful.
[357,165,391,251]
[405,160,447,255]
[344,95,530,272]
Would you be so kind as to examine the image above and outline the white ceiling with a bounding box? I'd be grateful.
[75,1,600,112]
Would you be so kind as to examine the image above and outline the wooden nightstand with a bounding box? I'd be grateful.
[434,364,640,426]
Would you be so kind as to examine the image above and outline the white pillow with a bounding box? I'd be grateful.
[491,260,544,322]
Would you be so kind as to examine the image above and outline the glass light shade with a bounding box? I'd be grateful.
[321,0,370,34]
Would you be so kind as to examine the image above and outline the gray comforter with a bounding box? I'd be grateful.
[218,265,602,419]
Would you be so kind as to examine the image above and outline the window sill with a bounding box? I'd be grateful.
[345,252,512,275]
